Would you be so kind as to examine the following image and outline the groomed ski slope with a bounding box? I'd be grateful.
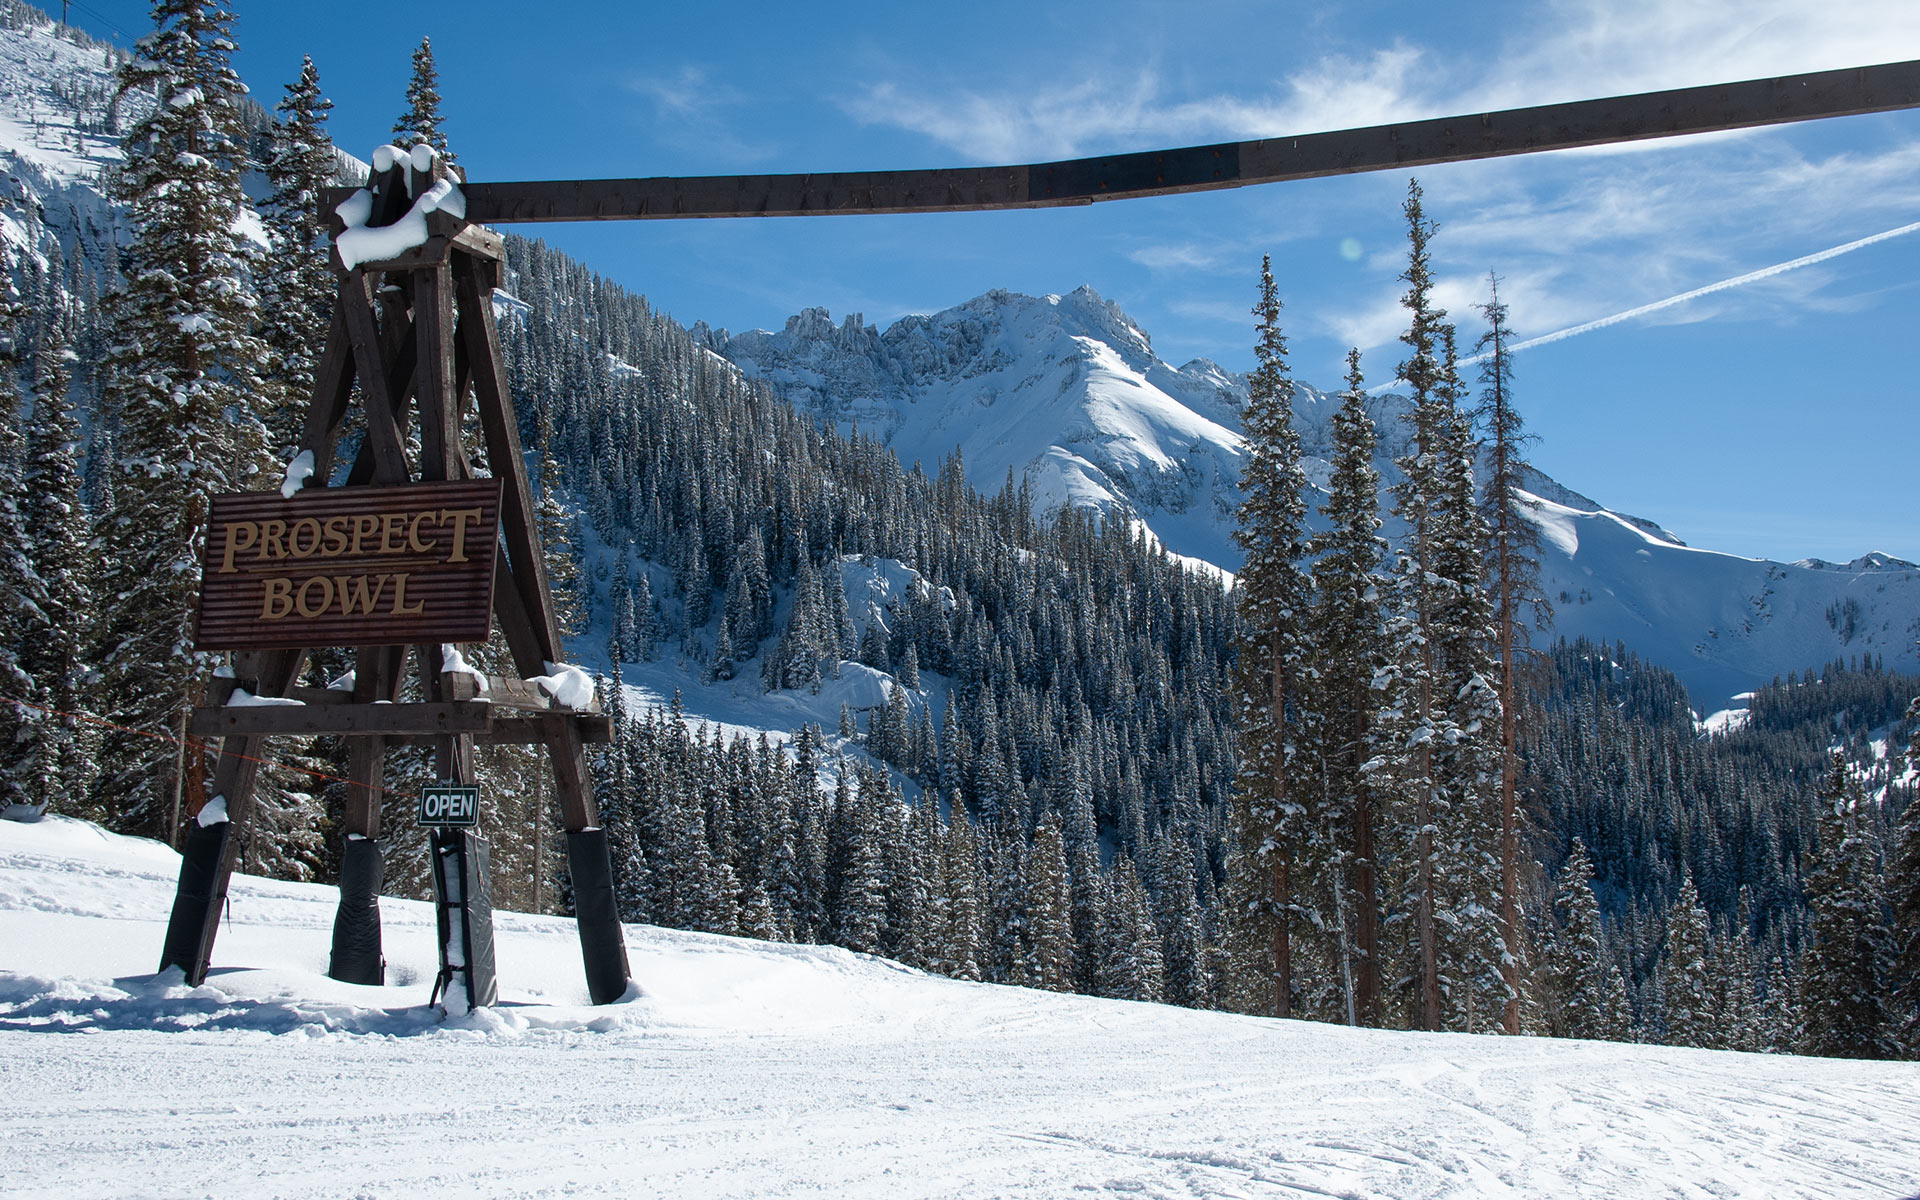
[3,815,1917,1200]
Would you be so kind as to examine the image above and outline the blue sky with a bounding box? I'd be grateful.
[69,0,1920,562]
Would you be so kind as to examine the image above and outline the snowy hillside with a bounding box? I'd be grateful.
[0,9,131,296]
[708,291,1920,710]
[6,814,1919,1199]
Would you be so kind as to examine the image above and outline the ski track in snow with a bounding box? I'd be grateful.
[5,817,1919,1199]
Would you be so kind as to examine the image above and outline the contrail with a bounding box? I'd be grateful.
[1368,218,1920,389]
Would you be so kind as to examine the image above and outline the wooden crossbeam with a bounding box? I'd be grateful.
[191,701,496,739]
[315,60,1920,224]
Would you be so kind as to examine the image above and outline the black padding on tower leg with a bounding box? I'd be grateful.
[460,834,498,1008]
[429,828,498,1010]
[567,828,632,1005]
[328,836,386,985]
[159,820,230,982]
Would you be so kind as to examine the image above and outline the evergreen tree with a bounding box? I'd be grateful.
[0,275,42,814]
[535,415,585,643]
[1097,851,1164,1002]
[1889,702,1920,1057]
[1387,177,1450,1031]
[1544,840,1611,1039]
[1016,814,1076,991]
[391,36,452,161]
[1155,826,1213,1009]
[1309,347,1390,1025]
[20,323,94,813]
[1800,750,1895,1059]
[935,794,984,981]
[1661,876,1714,1047]
[259,54,336,453]
[1475,272,1546,1034]
[92,0,274,837]
[1227,254,1313,1018]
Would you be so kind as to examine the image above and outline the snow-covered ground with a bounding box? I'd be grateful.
[5,815,1918,1199]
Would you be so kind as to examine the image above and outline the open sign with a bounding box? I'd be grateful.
[420,784,480,827]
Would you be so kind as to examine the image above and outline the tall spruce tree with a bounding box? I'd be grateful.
[21,323,95,814]
[1661,876,1714,1047]
[1890,702,1920,1057]
[1430,327,1505,1032]
[1228,254,1313,1018]
[1800,750,1895,1059]
[1545,840,1611,1039]
[1388,178,1450,1030]
[0,276,42,814]
[259,54,337,453]
[1474,272,1546,1034]
[391,36,453,161]
[92,0,274,837]
[1309,347,1391,1025]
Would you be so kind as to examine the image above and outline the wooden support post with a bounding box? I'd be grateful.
[330,641,404,985]
[157,647,304,984]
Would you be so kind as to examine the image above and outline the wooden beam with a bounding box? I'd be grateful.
[477,713,612,745]
[342,643,405,838]
[190,700,497,739]
[342,60,1920,224]
[339,274,411,484]
[341,324,419,488]
[417,262,459,482]
[455,256,562,665]
[298,303,357,483]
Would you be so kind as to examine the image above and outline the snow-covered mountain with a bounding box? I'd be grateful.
[705,289,1920,711]
[9,813,1920,1198]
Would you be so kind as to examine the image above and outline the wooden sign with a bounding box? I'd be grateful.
[195,479,504,650]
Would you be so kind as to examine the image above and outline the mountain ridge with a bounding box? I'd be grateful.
[705,285,1920,710]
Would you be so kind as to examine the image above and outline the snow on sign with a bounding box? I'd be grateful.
[419,784,480,827]
[193,479,503,650]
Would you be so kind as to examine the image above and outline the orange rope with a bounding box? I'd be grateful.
[1,694,421,799]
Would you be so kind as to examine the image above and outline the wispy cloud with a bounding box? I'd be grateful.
[839,0,1920,165]
[625,65,773,164]
[840,46,1428,162]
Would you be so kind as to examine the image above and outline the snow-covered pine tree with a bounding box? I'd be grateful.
[1227,254,1313,1018]
[91,0,275,838]
[21,322,94,813]
[826,761,886,953]
[259,54,336,453]
[1474,272,1548,1035]
[1429,326,1506,1032]
[1016,814,1076,992]
[1096,850,1165,1002]
[1800,749,1896,1059]
[1309,347,1390,1026]
[1661,876,1714,1047]
[935,792,984,981]
[1155,825,1213,1009]
[1387,177,1451,1031]
[391,35,453,162]
[534,413,585,643]
[1890,702,1920,1057]
[0,276,43,815]
[1544,839,1611,1039]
